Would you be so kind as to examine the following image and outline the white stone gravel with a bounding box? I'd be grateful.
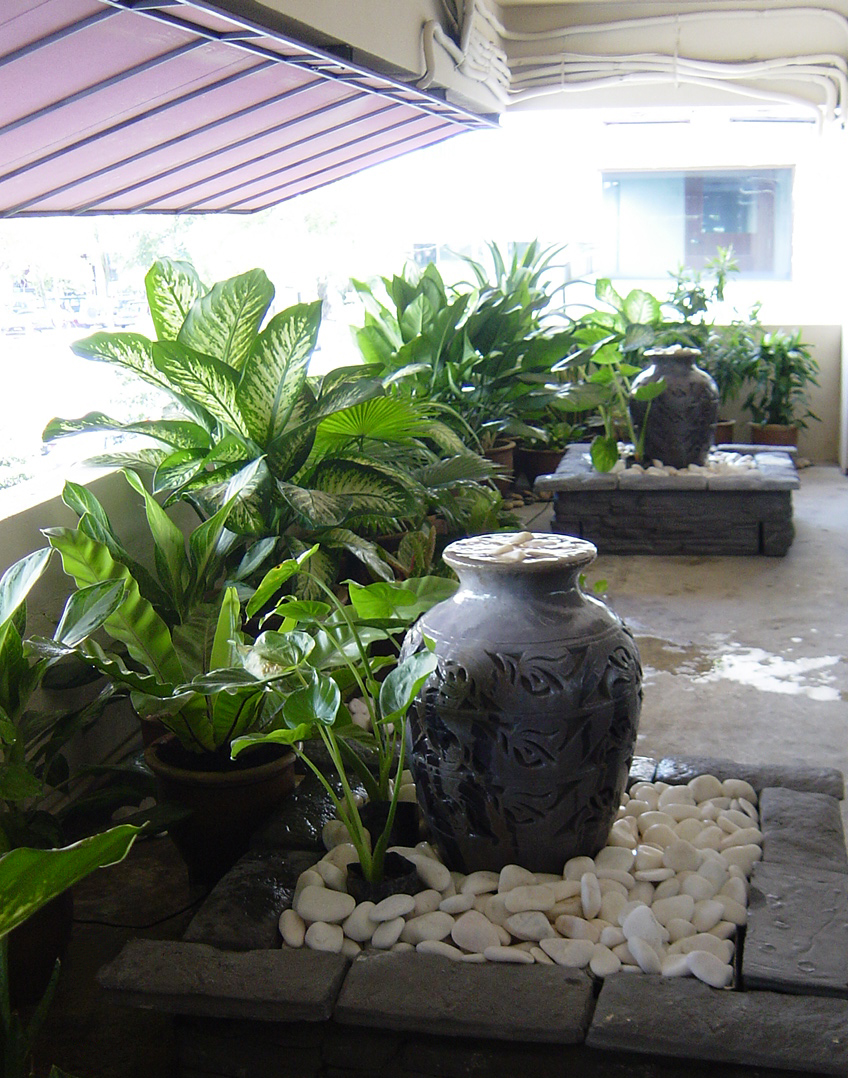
[281,775,763,989]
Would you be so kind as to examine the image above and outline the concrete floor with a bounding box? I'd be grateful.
[28,463,848,1076]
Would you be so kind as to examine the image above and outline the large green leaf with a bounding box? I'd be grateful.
[622,289,662,327]
[301,459,418,523]
[237,301,321,448]
[0,826,139,939]
[44,527,184,687]
[152,341,249,438]
[283,671,340,729]
[378,650,438,725]
[0,549,51,628]
[177,268,274,372]
[313,396,427,449]
[122,470,190,613]
[53,580,126,648]
[145,259,205,341]
[70,332,179,397]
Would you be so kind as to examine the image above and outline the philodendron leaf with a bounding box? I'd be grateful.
[0,548,52,628]
[246,630,315,673]
[237,300,321,448]
[145,258,206,341]
[590,435,620,473]
[0,826,139,939]
[378,650,439,726]
[282,671,340,728]
[347,581,417,621]
[245,545,318,619]
[622,323,656,353]
[178,268,275,372]
[622,289,661,326]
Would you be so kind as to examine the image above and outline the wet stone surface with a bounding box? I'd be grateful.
[744,862,848,998]
[759,787,848,874]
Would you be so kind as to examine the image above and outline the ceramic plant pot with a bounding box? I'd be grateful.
[629,347,719,468]
[145,735,296,885]
[713,419,736,445]
[484,439,516,496]
[515,446,565,484]
[401,532,642,874]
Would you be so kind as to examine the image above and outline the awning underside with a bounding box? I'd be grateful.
[0,0,495,216]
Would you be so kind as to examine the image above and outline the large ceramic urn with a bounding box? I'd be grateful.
[401,532,642,874]
[629,347,719,469]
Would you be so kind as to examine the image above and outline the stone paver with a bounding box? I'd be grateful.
[744,862,848,998]
[335,951,594,1043]
[98,939,348,1021]
[655,757,845,799]
[184,848,319,950]
[587,974,848,1074]
[759,787,848,874]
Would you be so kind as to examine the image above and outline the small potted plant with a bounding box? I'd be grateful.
[743,328,820,447]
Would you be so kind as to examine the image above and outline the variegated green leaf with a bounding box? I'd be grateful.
[153,449,208,495]
[318,528,393,581]
[152,341,249,438]
[71,332,180,396]
[177,268,274,372]
[281,461,417,527]
[145,258,205,341]
[210,587,240,671]
[53,580,126,648]
[237,300,321,448]
[122,470,190,614]
[75,510,171,616]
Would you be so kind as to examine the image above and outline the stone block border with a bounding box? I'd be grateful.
[99,756,847,1077]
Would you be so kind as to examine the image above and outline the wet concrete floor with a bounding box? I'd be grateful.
[30,463,848,1076]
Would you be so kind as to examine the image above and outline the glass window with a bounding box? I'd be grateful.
[601,168,793,279]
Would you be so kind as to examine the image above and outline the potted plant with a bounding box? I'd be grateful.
[231,549,450,892]
[0,549,127,1006]
[41,467,299,884]
[0,824,138,1078]
[743,328,820,446]
[44,260,497,594]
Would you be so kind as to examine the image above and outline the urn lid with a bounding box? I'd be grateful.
[643,345,702,362]
[443,531,597,573]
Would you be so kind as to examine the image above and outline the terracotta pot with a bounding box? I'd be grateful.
[750,423,798,447]
[484,439,515,496]
[713,419,736,445]
[515,446,564,484]
[144,736,296,885]
[402,532,642,874]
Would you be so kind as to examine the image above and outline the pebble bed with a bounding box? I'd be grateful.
[279,773,763,989]
[611,448,758,479]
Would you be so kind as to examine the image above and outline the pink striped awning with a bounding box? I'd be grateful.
[0,0,496,215]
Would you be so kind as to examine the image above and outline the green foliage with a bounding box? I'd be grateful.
[0,550,126,852]
[234,552,451,882]
[0,826,138,1078]
[353,241,577,452]
[744,329,820,428]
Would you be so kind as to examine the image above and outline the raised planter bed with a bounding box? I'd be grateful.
[535,445,800,556]
[98,755,847,1078]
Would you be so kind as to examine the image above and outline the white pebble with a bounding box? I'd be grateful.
[440,893,475,914]
[341,938,361,959]
[278,908,306,948]
[688,949,733,988]
[539,937,594,968]
[322,843,361,869]
[451,909,502,953]
[400,911,455,945]
[413,889,442,916]
[371,917,406,949]
[595,847,635,872]
[635,845,664,871]
[504,884,555,913]
[555,915,599,941]
[411,854,452,891]
[581,873,602,919]
[599,891,627,924]
[550,879,583,901]
[692,826,724,851]
[661,953,691,978]
[314,859,348,891]
[628,936,662,974]
[687,774,723,801]
[666,918,697,942]
[653,877,681,900]
[417,939,465,961]
[499,864,536,892]
[635,868,675,882]
[370,893,416,922]
[697,859,729,891]
[563,856,596,880]
[709,921,737,941]
[677,934,734,962]
[682,874,718,901]
[483,893,511,927]
[600,925,626,948]
[721,827,762,849]
[589,944,621,977]
[674,818,705,842]
[506,910,557,941]
[738,796,759,820]
[595,868,635,889]
[641,824,678,848]
[721,779,757,803]
[295,885,356,924]
[692,899,724,933]
[622,905,667,950]
[484,946,535,963]
[720,877,748,905]
[530,946,555,965]
[607,821,638,849]
[322,819,351,849]
[461,870,500,895]
[664,803,701,822]
[717,896,747,926]
[651,894,695,926]
[658,786,696,807]
[722,844,762,874]
[342,902,377,943]
[392,941,415,953]
[305,921,344,952]
[662,840,701,873]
